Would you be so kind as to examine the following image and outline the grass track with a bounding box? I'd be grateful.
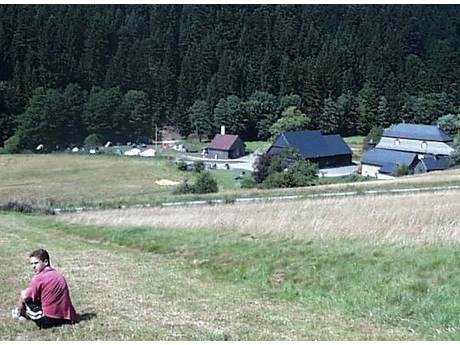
[3,212,460,340]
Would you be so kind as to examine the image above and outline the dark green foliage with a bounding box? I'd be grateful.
[174,171,218,194]
[83,133,101,150]
[177,160,188,171]
[82,86,122,142]
[188,100,213,140]
[269,106,311,138]
[319,96,340,134]
[395,164,412,177]
[437,114,460,136]
[193,160,205,173]
[263,159,318,188]
[449,133,460,166]
[193,171,218,193]
[253,147,318,188]
[0,5,459,147]
[363,126,384,151]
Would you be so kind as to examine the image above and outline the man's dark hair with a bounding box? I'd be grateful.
[29,249,50,265]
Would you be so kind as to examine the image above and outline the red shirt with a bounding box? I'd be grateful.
[26,266,77,320]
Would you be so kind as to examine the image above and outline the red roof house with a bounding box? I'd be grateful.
[206,134,245,159]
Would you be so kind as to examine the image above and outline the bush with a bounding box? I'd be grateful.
[3,134,22,153]
[240,176,256,188]
[173,172,218,194]
[395,164,411,177]
[173,180,194,194]
[253,147,318,188]
[262,160,318,188]
[194,160,205,173]
[193,171,218,194]
[449,148,460,166]
[177,160,188,171]
[84,133,101,150]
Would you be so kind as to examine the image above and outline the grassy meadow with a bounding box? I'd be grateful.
[0,154,251,209]
[2,152,460,340]
[2,189,460,339]
[2,153,460,212]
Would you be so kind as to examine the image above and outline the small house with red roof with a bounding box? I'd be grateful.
[206,133,245,159]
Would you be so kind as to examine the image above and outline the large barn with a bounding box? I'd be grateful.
[206,134,245,159]
[361,123,454,178]
[267,130,353,169]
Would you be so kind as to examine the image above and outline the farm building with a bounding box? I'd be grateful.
[361,123,454,178]
[266,130,353,169]
[414,155,450,174]
[206,134,245,159]
[376,123,454,156]
[361,148,419,179]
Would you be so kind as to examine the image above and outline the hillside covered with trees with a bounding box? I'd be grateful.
[0,5,459,151]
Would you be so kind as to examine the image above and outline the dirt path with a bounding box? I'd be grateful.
[0,214,414,340]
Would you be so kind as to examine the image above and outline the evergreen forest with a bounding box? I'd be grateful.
[0,4,459,151]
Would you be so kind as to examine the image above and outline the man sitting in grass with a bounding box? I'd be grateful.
[12,248,77,329]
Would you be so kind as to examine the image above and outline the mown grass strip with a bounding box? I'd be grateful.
[24,214,460,340]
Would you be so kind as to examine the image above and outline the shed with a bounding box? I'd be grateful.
[361,148,418,177]
[414,155,450,174]
[207,134,245,159]
[267,130,353,168]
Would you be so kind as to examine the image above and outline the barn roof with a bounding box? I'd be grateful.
[361,148,418,169]
[383,123,452,142]
[208,134,241,151]
[419,155,450,171]
[270,130,352,158]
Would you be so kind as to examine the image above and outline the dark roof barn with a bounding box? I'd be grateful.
[383,123,452,142]
[267,130,353,168]
[361,148,419,175]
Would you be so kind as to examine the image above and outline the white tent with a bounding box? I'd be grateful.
[140,148,156,157]
[71,147,79,153]
[124,148,141,156]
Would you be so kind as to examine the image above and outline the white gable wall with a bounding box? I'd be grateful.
[376,137,454,156]
[361,164,395,180]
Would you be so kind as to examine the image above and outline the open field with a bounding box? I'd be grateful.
[0,154,250,208]
[1,153,460,211]
[2,153,460,339]
[58,189,460,244]
[3,202,460,339]
[1,212,420,340]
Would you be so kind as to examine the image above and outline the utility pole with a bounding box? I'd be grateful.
[155,123,158,151]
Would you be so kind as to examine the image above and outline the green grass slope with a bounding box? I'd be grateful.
[2,212,460,340]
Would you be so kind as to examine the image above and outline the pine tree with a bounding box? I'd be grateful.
[376,95,391,128]
[188,100,213,140]
[319,96,340,134]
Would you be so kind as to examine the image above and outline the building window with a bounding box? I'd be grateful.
[421,141,427,150]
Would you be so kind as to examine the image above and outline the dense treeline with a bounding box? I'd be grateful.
[0,5,459,150]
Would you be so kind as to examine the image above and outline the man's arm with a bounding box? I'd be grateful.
[20,288,32,301]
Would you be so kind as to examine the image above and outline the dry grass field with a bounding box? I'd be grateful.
[0,154,184,207]
[58,189,460,244]
[3,154,460,340]
[0,213,413,340]
[1,153,460,211]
